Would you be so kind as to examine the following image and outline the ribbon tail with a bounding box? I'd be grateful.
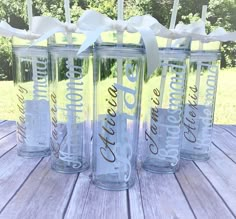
[138,27,160,78]
[0,21,39,40]
[77,27,105,55]
[32,27,65,45]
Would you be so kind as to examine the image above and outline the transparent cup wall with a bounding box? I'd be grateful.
[141,48,189,173]
[181,51,221,161]
[93,44,144,190]
[13,46,50,158]
[49,45,91,173]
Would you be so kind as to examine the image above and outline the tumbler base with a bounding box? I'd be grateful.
[51,157,89,174]
[17,146,51,158]
[142,159,180,174]
[180,151,210,161]
[93,174,135,191]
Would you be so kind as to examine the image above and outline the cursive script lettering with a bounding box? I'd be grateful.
[184,85,198,143]
[50,92,60,157]
[145,88,160,155]
[99,85,117,163]
[17,85,28,144]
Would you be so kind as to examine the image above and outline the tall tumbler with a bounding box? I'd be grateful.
[141,47,189,173]
[92,44,144,190]
[181,49,221,160]
[13,40,50,158]
[49,44,91,173]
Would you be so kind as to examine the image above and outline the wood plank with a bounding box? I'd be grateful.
[79,180,128,219]
[0,120,6,125]
[128,171,145,219]
[0,157,78,219]
[195,146,236,217]
[0,132,16,158]
[0,121,16,139]
[212,126,236,162]
[218,125,236,138]
[176,160,234,218]
[0,147,41,212]
[139,168,195,219]
[64,172,91,219]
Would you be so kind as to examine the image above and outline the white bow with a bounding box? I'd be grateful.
[32,16,81,44]
[205,27,236,42]
[173,20,236,42]
[0,21,39,40]
[77,10,161,77]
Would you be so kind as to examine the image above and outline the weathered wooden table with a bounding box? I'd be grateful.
[0,120,236,219]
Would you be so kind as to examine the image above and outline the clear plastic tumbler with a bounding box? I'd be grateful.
[181,48,221,161]
[13,39,50,158]
[49,41,91,173]
[92,43,144,190]
[142,47,189,173]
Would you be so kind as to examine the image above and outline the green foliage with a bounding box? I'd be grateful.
[88,0,116,19]
[0,37,12,80]
[208,0,236,67]
[0,0,235,80]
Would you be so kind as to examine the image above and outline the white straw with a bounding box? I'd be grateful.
[159,0,179,107]
[167,0,179,46]
[195,5,208,105]
[169,0,179,29]
[27,0,39,101]
[199,5,207,50]
[118,0,124,20]
[117,0,125,181]
[117,0,124,112]
[64,0,71,24]
[64,0,74,165]
[117,0,124,111]
[27,0,33,32]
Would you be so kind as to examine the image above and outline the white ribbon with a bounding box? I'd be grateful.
[172,20,236,43]
[205,27,236,42]
[31,16,81,44]
[0,21,39,40]
[77,10,161,77]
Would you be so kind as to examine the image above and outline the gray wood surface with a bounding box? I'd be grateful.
[176,160,235,219]
[0,123,236,219]
[139,169,195,219]
[0,147,41,213]
[213,126,236,162]
[0,132,16,158]
[0,121,15,139]
[128,171,145,219]
[0,157,78,219]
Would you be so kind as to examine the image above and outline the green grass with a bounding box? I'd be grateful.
[214,68,236,124]
[0,68,235,124]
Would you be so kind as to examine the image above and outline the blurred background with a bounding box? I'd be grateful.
[0,0,235,123]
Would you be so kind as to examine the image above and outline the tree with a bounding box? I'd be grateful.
[0,0,235,81]
[208,0,236,67]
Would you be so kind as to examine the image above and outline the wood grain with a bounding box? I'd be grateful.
[80,179,128,219]
[139,168,195,219]
[0,147,41,212]
[64,172,91,219]
[0,132,16,158]
[0,157,78,219]
[0,123,236,219]
[220,125,236,137]
[128,171,145,219]
[195,146,236,217]
[213,126,236,162]
[176,160,234,219]
[0,121,15,139]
